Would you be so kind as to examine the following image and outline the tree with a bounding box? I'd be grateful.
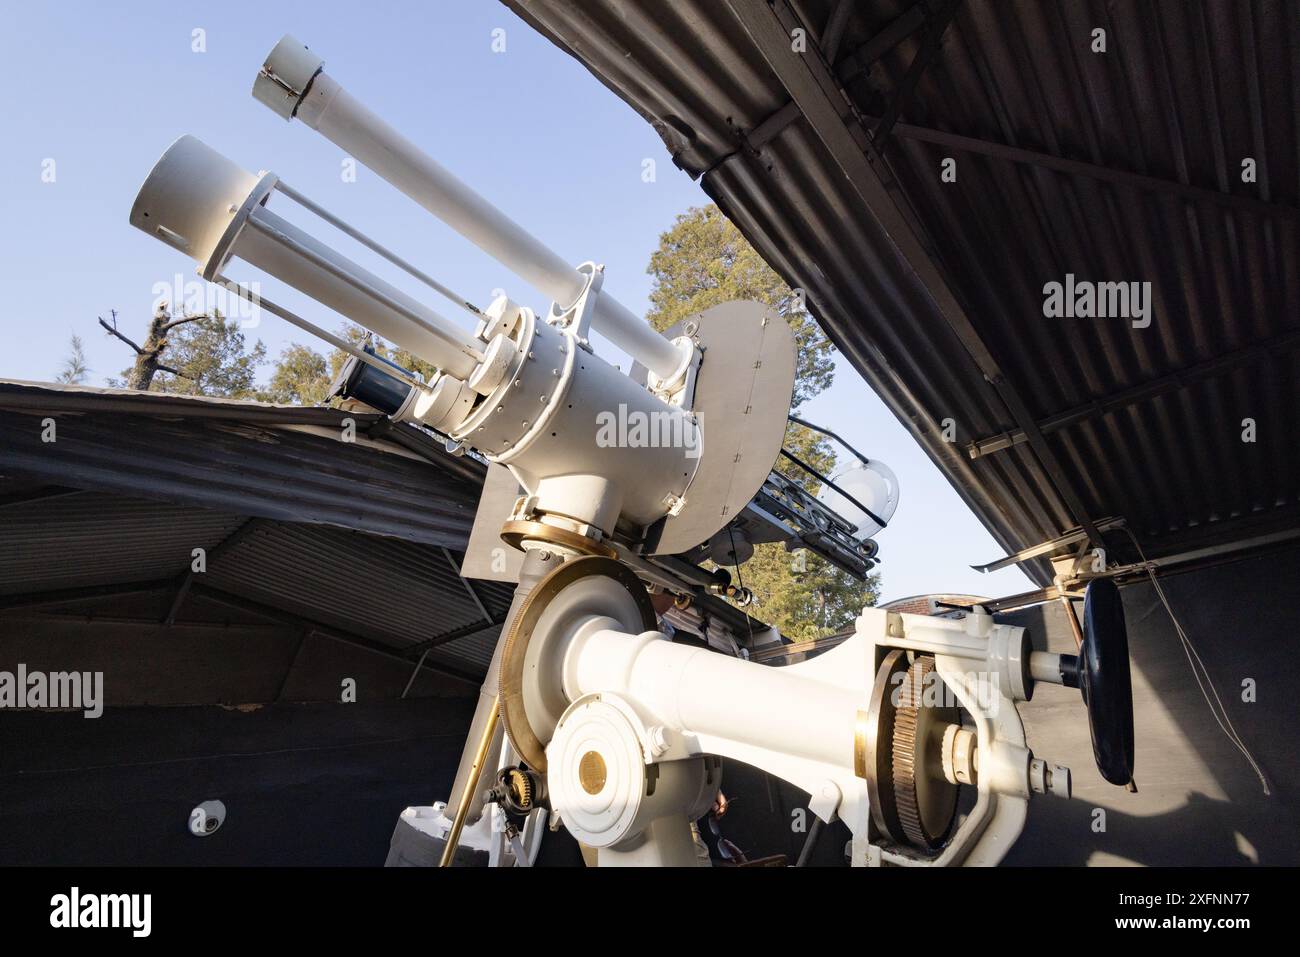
[329,325,438,383]
[100,306,208,391]
[55,335,89,385]
[646,204,879,641]
[249,319,444,408]
[261,343,331,405]
[105,305,266,398]
[647,204,833,406]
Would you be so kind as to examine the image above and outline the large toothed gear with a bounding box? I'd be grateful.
[865,650,962,853]
[891,656,960,849]
[498,556,656,772]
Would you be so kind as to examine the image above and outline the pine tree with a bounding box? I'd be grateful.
[646,205,879,641]
[55,335,89,385]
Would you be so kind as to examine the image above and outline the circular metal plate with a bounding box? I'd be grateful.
[635,301,796,556]
[1081,578,1135,786]
[498,556,655,772]
[500,520,616,558]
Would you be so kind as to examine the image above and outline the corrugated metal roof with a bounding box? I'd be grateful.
[507,0,1300,583]
[0,380,484,549]
[0,491,246,594]
[203,521,509,660]
[0,382,507,677]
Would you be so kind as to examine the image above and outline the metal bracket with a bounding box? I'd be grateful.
[971,516,1126,573]
[546,260,604,343]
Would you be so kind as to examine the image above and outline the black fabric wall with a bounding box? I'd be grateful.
[3,544,1297,866]
[0,698,473,866]
[1003,542,1300,865]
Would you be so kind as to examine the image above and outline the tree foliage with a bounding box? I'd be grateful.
[646,204,834,408]
[106,309,266,398]
[148,313,265,397]
[645,204,879,641]
[261,343,331,406]
[56,335,89,385]
[254,324,439,408]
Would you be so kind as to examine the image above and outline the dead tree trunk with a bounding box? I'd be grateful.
[99,305,206,391]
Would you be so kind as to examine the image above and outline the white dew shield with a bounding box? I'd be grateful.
[128,135,483,380]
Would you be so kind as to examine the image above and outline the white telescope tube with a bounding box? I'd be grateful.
[237,206,482,379]
[253,35,687,381]
[128,135,482,380]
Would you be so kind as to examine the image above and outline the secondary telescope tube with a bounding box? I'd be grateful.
[253,35,687,381]
[128,135,483,381]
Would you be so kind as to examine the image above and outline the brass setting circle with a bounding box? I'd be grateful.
[578,751,607,795]
[499,519,617,559]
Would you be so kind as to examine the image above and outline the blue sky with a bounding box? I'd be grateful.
[0,0,1031,600]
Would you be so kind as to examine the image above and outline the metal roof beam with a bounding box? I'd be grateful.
[749,0,930,149]
[838,3,928,78]
[162,517,262,626]
[887,120,1298,222]
[405,615,506,655]
[968,326,1300,458]
[724,0,1104,549]
[440,547,496,625]
[189,582,481,685]
[872,0,961,143]
[0,578,174,611]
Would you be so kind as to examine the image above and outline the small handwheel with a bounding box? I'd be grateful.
[1079,579,1135,785]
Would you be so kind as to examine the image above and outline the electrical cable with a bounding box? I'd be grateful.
[1122,528,1270,796]
[726,524,755,647]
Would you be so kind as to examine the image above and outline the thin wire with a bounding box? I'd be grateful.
[726,524,755,646]
[1122,528,1270,796]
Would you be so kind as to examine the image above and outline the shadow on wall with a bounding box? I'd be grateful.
[1003,541,1300,866]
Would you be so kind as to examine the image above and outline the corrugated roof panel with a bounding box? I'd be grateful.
[508,0,1300,579]
[428,624,504,673]
[203,522,502,651]
[0,491,246,594]
[0,382,510,673]
[0,382,483,550]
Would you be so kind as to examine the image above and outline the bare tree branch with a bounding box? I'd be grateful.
[160,313,210,332]
[98,314,144,355]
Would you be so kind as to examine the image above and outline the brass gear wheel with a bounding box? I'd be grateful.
[506,768,533,811]
[863,651,961,852]
[891,656,959,849]
[498,556,656,772]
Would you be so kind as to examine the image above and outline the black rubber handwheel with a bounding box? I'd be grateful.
[1080,579,1136,785]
